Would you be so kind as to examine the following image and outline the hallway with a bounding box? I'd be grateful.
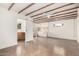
[0,37,79,56]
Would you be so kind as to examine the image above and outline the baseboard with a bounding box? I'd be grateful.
[37,36,48,38]
[47,36,76,41]
[25,38,34,42]
[0,43,17,50]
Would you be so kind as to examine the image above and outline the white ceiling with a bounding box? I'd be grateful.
[0,3,78,23]
[21,3,49,15]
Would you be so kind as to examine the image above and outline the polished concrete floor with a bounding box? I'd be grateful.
[0,37,79,56]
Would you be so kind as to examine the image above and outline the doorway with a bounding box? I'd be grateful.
[17,19,26,45]
[33,23,48,38]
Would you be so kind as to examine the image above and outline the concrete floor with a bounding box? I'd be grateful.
[0,37,79,56]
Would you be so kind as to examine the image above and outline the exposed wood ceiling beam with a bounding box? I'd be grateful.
[51,14,77,20]
[47,16,76,22]
[49,15,76,22]
[18,3,35,14]
[25,3,54,16]
[35,10,77,20]
[34,14,76,23]
[8,3,15,11]
[34,6,78,19]
[31,3,74,17]
[36,13,77,21]
[34,16,76,23]
[51,11,77,18]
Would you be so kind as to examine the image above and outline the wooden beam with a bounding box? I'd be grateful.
[51,11,77,18]
[39,13,77,20]
[31,3,74,17]
[50,11,77,19]
[36,13,77,20]
[34,16,76,23]
[51,14,77,19]
[18,3,35,14]
[35,15,76,23]
[35,10,77,20]
[25,3,54,16]
[8,3,15,11]
[34,6,78,19]
[48,15,77,22]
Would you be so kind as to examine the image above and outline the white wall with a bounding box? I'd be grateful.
[48,19,76,40]
[34,23,48,37]
[25,18,33,42]
[17,19,26,32]
[77,8,79,43]
[0,6,35,49]
[0,7,17,49]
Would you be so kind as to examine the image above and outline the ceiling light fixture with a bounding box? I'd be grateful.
[43,13,52,18]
